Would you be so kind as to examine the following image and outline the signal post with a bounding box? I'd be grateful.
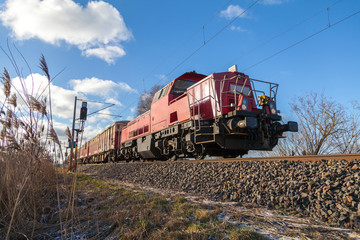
[70,96,87,171]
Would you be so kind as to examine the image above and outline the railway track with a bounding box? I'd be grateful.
[175,153,360,163]
[81,153,360,165]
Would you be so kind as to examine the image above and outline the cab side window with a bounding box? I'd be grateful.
[153,84,170,102]
[170,79,196,95]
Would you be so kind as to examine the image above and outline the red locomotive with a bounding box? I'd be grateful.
[78,65,297,163]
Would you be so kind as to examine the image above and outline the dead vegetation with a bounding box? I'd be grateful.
[267,92,360,156]
[57,172,268,240]
[0,51,65,239]
[0,151,57,239]
[62,171,360,239]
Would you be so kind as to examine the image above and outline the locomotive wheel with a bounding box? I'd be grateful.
[124,153,130,162]
[169,155,178,161]
[195,153,206,160]
[195,145,206,160]
[222,150,247,158]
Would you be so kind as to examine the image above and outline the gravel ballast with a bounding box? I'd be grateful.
[79,159,360,229]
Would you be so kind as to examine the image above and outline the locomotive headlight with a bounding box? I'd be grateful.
[241,97,249,110]
[269,101,276,114]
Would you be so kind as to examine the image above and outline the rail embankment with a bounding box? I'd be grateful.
[80,159,360,230]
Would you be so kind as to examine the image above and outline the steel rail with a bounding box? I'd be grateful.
[79,153,360,166]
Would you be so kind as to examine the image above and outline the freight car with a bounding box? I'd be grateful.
[79,121,128,163]
[78,65,297,163]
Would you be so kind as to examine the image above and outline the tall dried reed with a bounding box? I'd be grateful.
[0,52,64,239]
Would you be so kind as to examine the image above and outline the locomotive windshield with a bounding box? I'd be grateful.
[230,84,250,96]
[170,79,196,95]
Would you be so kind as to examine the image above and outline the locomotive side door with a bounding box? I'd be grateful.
[150,84,170,133]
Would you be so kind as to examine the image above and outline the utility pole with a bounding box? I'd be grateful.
[68,98,116,170]
[70,98,87,171]
[70,96,77,170]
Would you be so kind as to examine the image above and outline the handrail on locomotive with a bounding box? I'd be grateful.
[216,74,279,111]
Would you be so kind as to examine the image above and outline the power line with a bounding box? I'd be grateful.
[94,113,122,118]
[116,0,236,117]
[241,8,360,72]
[87,103,115,117]
[77,99,115,105]
[118,0,236,105]
[160,0,260,83]
[224,0,344,71]
[141,0,236,83]
[119,0,259,116]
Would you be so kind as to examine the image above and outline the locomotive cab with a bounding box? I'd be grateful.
[151,72,206,132]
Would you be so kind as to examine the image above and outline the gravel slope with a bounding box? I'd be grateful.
[79,159,360,230]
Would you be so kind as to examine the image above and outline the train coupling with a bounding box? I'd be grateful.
[227,117,258,130]
[282,121,298,132]
[271,121,298,134]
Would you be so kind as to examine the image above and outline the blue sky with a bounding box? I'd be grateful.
[0,0,359,146]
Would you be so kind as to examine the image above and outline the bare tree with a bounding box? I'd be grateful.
[265,132,301,156]
[265,92,360,156]
[291,92,346,155]
[333,101,360,153]
[137,85,162,115]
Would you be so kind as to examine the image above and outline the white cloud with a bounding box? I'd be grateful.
[0,72,131,158]
[69,77,136,97]
[220,5,246,20]
[230,26,247,32]
[8,73,80,119]
[51,83,80,118]
[52,121,69,141]
[0,0,133,63]
[106,98,122,106]
[4,73,133,120]
[87,108,113,124]
[83,45,126,64]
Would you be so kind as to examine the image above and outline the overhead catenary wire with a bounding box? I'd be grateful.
[223,0,344,71]
[241,8,360,72]
[93,113,122,118]
[119,0,260,117]
[120,0,357,118]
[140,0,236,84]
[117,0,237,113]
[159,0,260,83]
[86,103,115,118]
[77,99,115,105]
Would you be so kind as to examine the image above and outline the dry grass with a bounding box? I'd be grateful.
[0,152,57,238]
[0,53,66,239]
[66,173,269,240]
[229,228,268,240]
[195,209,216,223]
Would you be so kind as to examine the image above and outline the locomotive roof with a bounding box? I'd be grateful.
[175,71,207,81]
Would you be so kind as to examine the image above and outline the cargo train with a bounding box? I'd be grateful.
[78,65,297,163]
